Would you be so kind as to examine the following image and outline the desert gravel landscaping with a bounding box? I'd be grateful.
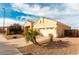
[18,38,79,55]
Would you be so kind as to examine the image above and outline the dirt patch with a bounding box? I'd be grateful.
[17,40,78,55]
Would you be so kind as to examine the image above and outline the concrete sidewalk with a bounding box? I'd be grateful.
[0,34,22,55]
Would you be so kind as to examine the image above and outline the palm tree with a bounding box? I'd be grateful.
[24,29,41,46]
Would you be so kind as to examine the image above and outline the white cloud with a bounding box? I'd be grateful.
[65,3,79,11]
[0,18,24,27]
[19,16,35,21]
[12,3,79,18]
[12,3,56,17]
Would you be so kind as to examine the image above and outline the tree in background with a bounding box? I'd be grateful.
[8,23,23,35]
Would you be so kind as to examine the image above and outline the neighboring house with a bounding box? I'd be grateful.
[0,26,8,33]
[24,17,71,37]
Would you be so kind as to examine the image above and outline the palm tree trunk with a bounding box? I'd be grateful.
[31,37,41,46]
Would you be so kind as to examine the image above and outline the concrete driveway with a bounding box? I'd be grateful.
[0,34,22,55]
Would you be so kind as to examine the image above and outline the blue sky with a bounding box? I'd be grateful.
[0,3,37,21]
[0,3,79,28]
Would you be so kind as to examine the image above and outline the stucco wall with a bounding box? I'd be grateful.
[24,21,33,33]
[24,21,32,28]
[57,22,71,37]
[33,18,58,37]
[34,18,57,28]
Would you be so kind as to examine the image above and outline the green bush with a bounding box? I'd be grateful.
[8,24,23,35]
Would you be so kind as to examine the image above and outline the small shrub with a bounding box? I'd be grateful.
[24,29,41,46]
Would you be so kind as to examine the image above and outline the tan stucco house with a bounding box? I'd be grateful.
[24,17,71,37]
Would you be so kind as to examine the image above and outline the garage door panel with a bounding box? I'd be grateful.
[39,29,57,37]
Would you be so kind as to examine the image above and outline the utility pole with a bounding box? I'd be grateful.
[2,8,5,33]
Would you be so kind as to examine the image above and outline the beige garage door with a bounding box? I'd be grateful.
[39,28,57,37]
